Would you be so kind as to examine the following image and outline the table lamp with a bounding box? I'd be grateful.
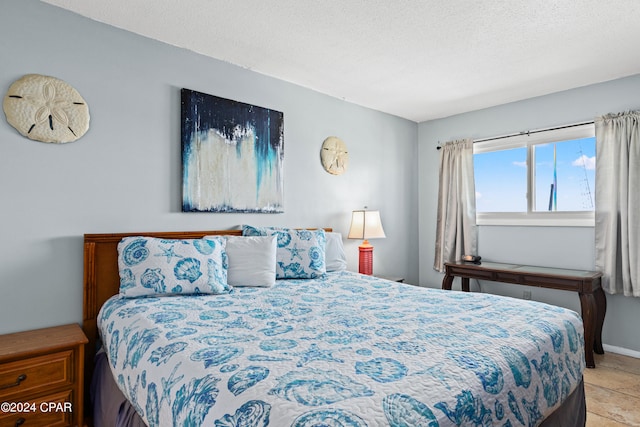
[348,209,386,275]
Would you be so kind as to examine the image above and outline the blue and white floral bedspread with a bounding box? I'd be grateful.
[98,271,585,427]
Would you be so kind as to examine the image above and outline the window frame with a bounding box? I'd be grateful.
[474,123,595,227]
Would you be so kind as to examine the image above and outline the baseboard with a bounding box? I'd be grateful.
[603,344,640,359]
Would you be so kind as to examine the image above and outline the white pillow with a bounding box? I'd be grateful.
[325,232,347,272]
[223,235,277,287]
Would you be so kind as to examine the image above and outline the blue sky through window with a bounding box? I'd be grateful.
[475,137,595,213]
[475,147,527,212]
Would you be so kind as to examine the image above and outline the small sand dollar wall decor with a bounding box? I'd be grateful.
[3,74,90,143]
[320,136,349,175]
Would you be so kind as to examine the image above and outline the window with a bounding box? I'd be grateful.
[474,123,595,226]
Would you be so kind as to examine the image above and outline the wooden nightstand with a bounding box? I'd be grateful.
[0,324,88,427]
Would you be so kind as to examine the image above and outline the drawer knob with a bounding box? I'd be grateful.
[15,417,25,426]
[0,374,27,390]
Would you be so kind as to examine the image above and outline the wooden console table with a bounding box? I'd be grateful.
[442,261,606,368]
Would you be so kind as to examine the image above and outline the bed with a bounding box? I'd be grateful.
[83,228,586,427]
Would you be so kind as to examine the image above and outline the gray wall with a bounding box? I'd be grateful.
[419,74,640,355]
[0,1,419,334]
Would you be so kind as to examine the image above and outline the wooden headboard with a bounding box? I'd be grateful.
[82,228,331,415]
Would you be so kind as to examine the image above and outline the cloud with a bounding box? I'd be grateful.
[476,191,482,199]
[572,155,595,170]
[512,161,527,168]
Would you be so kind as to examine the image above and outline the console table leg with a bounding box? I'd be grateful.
[579,292,597,368]
[442,275,470,292]
[594,287,606,355]
[442,274,454,290]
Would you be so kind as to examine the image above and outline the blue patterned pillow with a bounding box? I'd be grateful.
[117,236,230,297]
[242,226,326,279]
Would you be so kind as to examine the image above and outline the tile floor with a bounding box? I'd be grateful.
[585,352,640,426]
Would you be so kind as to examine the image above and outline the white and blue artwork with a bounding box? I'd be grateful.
[181,89,284,212]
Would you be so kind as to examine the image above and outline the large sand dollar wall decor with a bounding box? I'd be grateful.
[3,74,90,143]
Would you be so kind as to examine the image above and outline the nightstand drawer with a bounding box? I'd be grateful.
[0,350,73,400]
[0,389,72,427]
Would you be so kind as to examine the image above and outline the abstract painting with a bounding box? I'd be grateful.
[181,89,284,212]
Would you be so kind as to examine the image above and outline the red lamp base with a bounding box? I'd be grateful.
[358,240,374,275]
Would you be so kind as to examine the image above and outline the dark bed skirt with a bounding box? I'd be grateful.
[540,377,586,427]
[90,349,146,427]
[90,350,586,427]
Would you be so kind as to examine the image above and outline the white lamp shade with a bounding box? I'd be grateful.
[348,210,386,240]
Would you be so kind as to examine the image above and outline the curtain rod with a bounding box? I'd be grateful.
[436,120,594,149]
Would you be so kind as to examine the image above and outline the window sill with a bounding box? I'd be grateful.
[476,212,594,227]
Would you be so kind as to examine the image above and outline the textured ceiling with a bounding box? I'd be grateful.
[41,0,640,122]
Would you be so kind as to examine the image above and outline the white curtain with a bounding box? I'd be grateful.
[595,111,640,296]
[433,139,477,273]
